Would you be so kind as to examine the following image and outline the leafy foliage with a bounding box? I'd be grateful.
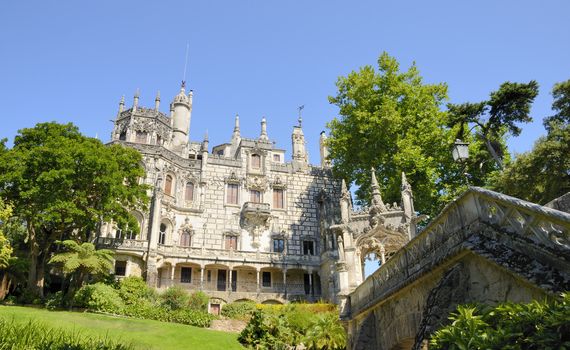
[430,293,570,349]
[0,199,13,270]
[222,300,257,320]
[74,283,125,314]
[0,122,149,297]
[117,276,157,305]
[544,79,570,130]
[327,52,454,215]
[0,318,133,350]
[447,80,539,170]
[493,123,570,204]
[160,285,191,310]
[238,304,345,350]
[188,290,210,312]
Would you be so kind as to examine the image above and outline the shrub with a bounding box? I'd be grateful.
[160,285,190,310]
[222,301,257,320]
[430,293,570,349]
[170,308,216,328]
[0,318,132,349]
[74,283,124,313]
[188,290,209,312]
[118,276,157,305]
[45,291,65,310]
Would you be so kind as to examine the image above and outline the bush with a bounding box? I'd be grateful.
[45,291,65,310]
[188,290,209,312]
[74,283,124,313]
[430,293,570,349]
[118,276,157,305]
[0,318,132,349]
[170,308,216,328]
[160,286,190,310]
[222,301,257,320]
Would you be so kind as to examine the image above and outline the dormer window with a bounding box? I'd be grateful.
[251,154,261,169]
[165,175,173,196]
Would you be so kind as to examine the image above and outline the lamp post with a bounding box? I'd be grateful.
[452,139,470,184]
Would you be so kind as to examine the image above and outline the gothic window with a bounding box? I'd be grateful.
[119,131,127,141]
[262,271,271,287]
[156,135,162,145]
[217,150,224,156]
[303,240,315,255]
[227,184,239,205]
[115,261,127,276]
[225,235,238,250]
[251,154,261,169]
[185,182,194,201]
[273,154,280,162]
[165,175,173,196]
[250,190,262,203]
[273,238,285,253]
[180,230,191,247]
[135,131,147,143]
[180,267,192,283]
[273,189,284,209]
[159,223,167,245]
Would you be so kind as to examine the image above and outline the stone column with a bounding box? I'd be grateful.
[170,264,176,287]
[229,267,233,292]
[200,266,204,290]
[146,183,163,288]
[282,269,287,296]
[308,271,313,296]
[380,244,386,264]
[256,268,261,293]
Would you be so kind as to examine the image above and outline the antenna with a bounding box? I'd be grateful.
[182,42,190,85]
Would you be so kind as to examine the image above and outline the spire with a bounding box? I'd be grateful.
[340,179,350,224]
[118,95,125,114]
[370,168,387,212]
[234,114,240,135]
[320,131,330,168]
[133,89,140,111]
[401,172,412,193]
[154,91,161,111]
[202,130,209,151]
[259,117,269,141]
[341,179,349,196]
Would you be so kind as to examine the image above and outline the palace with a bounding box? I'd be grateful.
[98,83,416,311]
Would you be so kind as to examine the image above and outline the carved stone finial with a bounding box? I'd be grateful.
[370,168,387,212]
[154,91,161,111]
[259,117,269,141]
[118,95,125,114]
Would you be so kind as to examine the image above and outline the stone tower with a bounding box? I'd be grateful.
[171,81,193,147]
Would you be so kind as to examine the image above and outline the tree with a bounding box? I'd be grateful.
[544,79,570,130]
[492,80,570,204]
[327,52,454,215]
[304,313,347,350]
[0,198,14,300]
[0,122,149,297]
[49,240,113,299]
[447,80,539,169]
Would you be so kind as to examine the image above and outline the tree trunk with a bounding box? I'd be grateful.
[27,223,42,297]
[484,137,503,170]
[0,271,9,300]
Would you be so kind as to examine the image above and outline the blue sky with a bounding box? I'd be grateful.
[1,0,568,278]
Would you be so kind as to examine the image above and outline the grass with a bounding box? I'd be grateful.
[0,305,244,350]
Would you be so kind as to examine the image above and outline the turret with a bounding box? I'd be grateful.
[118,95,125,115]
[171,81,192,147]
[259,117,269,141]
[133,89,140,112]
[319,131,330,168]
[201,131,209,168]
[232,114,241,142]
[154,91,161,111]
[291,117,308,164]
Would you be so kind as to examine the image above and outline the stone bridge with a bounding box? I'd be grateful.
[343,187,570,350]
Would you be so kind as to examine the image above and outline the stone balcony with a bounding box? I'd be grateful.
[241,202,271,222]
[96,237,148,252]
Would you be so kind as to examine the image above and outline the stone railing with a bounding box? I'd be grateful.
[156,244,321,266]
[347,187,570,318]
[96,237,148,251]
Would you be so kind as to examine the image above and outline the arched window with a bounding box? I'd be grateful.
[164,175,173,195]
[159,223,167,245]
[119,131,127,141]
[185,182,194,201]
[135,131,147,143]
[251,154,261,169]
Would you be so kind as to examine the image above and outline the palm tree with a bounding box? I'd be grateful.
[304,313,347,350]
[49,240,114,298]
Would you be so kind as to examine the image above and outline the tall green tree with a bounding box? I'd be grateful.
[0,199,14,300]
[0,122,149,297]
[493,81,570,204]
[49,240,113,299]
[544,79,570,130]
[447,80,539,170]
[327,52,454,215]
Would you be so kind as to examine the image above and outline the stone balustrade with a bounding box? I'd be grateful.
[347,187,570,319]
[96,237,148,251]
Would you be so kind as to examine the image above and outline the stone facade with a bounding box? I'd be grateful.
[98,84,416,308]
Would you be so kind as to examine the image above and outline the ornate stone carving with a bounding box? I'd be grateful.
[246,175,269,191]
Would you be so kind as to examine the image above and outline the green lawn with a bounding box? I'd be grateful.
[0,305,244,350]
